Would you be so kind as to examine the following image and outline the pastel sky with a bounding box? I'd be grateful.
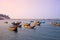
[0,0,60,19]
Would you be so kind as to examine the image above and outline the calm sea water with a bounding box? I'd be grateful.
[0,19,60,40]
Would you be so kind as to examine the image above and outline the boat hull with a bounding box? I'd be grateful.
[9,27,17,31]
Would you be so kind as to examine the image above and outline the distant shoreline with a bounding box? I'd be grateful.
[0,18,60,20]
[4,19,60,20]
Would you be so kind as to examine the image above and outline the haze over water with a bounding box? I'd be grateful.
[0,0,60,19]
[0,0,60,40]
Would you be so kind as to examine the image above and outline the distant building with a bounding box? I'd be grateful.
[0,14,10,20]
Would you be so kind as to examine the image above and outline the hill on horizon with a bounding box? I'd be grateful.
[0,14,10,20]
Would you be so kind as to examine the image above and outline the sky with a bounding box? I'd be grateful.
[0,0,60,19]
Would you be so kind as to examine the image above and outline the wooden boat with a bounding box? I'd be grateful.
[23,23,35,29]
[24,26,35,29]
[51,22,60,26]
[12,22,21,26]
[30,26,35,29]
[9,27,17,31]
[34,21,41,26]
[23,23,30,27]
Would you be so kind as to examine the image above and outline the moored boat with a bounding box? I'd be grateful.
[51,22,60,26]
[9,27,17,31]
[23,23,35,29]
[34,21,41,26]
[12,22,21,26]
[23,23,30,27]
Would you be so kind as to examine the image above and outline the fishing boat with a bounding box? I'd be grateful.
[23,23,30,27]
[23,23,35,29]
[24,25,35,29]
[34,21,41,26]
[51,22,60,26]
[9,27,17,31]
[12,22,21,26]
